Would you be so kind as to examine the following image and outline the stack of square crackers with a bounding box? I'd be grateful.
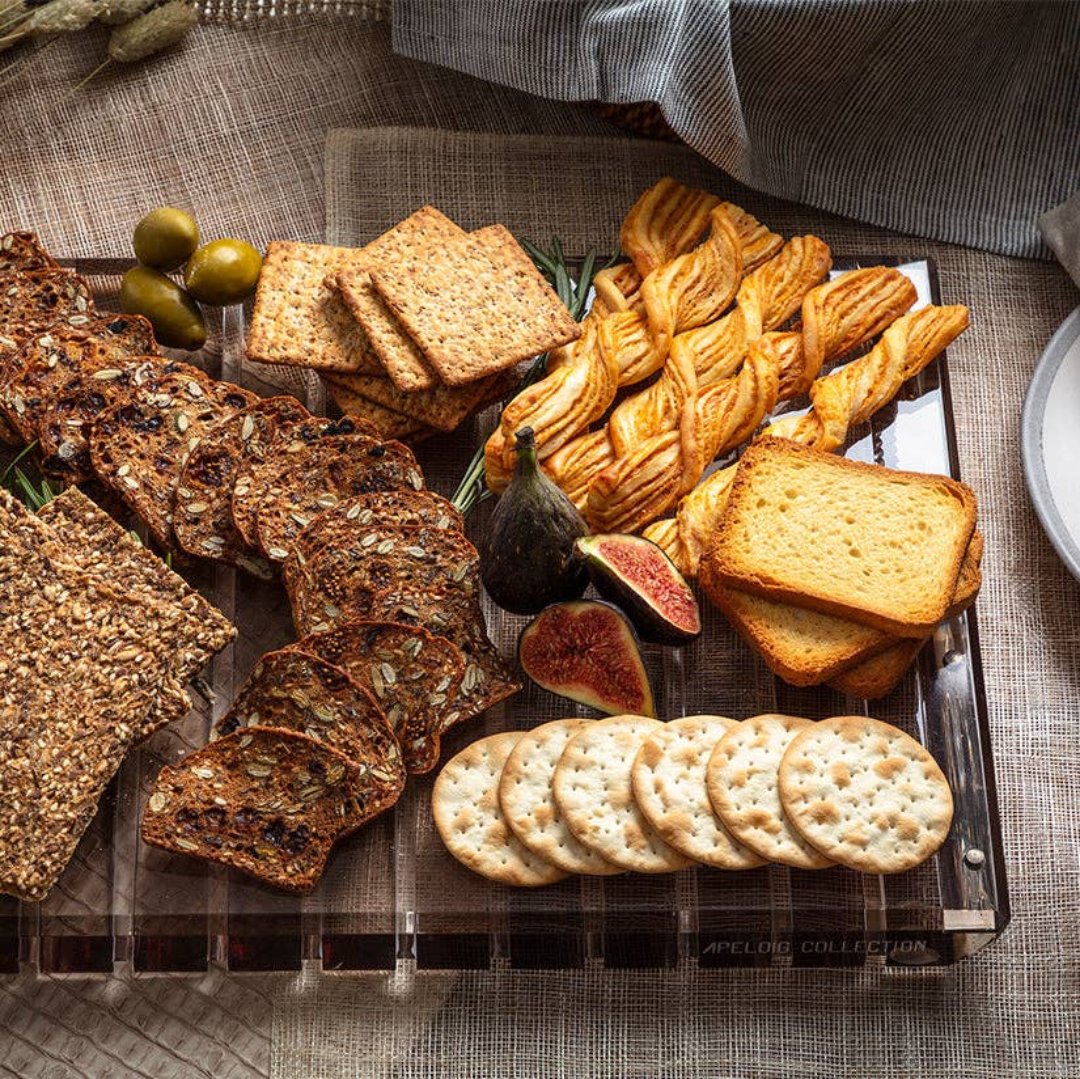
[0,487,234,901]
[246,207,582,440]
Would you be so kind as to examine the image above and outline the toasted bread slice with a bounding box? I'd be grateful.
[827,639,926,699]
[706,438,977,637]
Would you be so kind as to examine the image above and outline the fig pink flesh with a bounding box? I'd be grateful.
[597,538,699,632]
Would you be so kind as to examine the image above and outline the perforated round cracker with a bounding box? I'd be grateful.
[553,715,694,874]
[498,719,623,876]
[631,715,766,870]
[706,714,833,870]
[432,732,568,887]
[778,715,954,874]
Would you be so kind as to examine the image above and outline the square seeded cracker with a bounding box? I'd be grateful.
[370,224,581,386]
[331,207,466,394]
[325,380,434,442]
[0,492,183,900]
[246,242,385,375]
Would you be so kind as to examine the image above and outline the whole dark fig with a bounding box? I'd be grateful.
[480,427,588,615]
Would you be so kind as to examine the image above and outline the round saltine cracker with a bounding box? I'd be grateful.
[553,715,694,874]
[706,714,833,870]
[631,715,766,870]
[498,718,623,876]
[778,715,954,874]
[432,732,568,887]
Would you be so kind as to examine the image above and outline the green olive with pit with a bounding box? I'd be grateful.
[119,265,207,351]
[183,239,263,305]
[132,207,200,271]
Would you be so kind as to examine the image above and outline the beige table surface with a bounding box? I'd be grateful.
[2,12,1080,1079]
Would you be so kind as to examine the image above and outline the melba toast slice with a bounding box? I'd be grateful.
[707,438,977,637]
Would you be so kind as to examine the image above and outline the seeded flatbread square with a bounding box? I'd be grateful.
[331,207,466,393]
[0,491,182,900]
[324,380,434,442]
[370,224,581,386]
[246,242,385,375]
[89,371,257,547]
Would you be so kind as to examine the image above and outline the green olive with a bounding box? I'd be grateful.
[119,265,207,351]
[183,239,263,305]
[133,207,200,271]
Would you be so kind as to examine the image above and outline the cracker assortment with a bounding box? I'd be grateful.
[432,713,954,887]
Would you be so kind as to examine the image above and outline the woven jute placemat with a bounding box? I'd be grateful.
[266,125,1080,1078]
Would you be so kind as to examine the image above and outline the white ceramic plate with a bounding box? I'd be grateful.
[1021,307,1080,582]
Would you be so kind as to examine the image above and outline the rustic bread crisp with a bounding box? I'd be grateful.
[705,438,977,637]
[433,732,568,887]
[553,715,693,874]
[331,206,466,392]
[777,715,954,873]
[630,715,766,870]
[0,231,59,273]
[498,718,622,876]
[246,241,385,374]
[141,726,366,892]
[173,396,311,576]
[827,639,927,699]
[215,649,404,820]
[705,714,833,870]
[90,371,257,547]
[295,620,465,774]
[371,224,581,386]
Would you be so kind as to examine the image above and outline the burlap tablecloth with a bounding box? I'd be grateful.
[2,14,1079,1079]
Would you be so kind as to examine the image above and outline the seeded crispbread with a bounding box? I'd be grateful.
[141,726,366,892]
[295,620,465,774]
[324,380,435,441]
[706,714,833,870]
[323,370,496,433]
[231,416,373,549]
[215,648,404,820]
[371,224,581,386]
[433,731,568,887]
[498,718,623,876]
[330,206,466,392]
[39,487,236,739]
[253,435,424,561]
[282,489,463,593]
[245,241,385,375]
[553,715,694,874]
[778,715,954,873]
[0,315,159,445]
[631,715,767,870]
[89,372,257,547]
[173,396,311,576]
[287,523,480,639]
[0,491,180,900]
[0,231,59,274]
[364,584,520,728]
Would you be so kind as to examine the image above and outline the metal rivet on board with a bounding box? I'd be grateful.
[964,848,985,868]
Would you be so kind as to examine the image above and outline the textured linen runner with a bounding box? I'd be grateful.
[392,0,1080,259]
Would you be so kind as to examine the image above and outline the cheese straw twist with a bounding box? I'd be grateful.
[485,193,765,492]
[546,236,833,508]
[643,303,971,575]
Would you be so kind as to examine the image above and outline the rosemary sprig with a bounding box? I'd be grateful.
[450,240,609,515]
[0,443,60,510]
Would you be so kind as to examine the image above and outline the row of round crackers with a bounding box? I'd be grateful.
[431,713,954,886]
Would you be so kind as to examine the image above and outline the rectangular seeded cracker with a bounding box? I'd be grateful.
[0,492,181,900]
[325,380,435,441]
[246,242,385,375]
[370,224,581,386]
[331,207,467,393]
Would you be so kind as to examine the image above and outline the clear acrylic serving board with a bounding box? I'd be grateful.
[0,257,1008,976]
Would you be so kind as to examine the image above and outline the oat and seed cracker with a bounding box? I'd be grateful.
[324,380,434,441]
[90,370,256,547]
[252,434,424,562]
[296,620,465,774]
[173,396,311,577]
[433,732,568,887]
[246,241,386,375]
[371,224,580,386]
[0,492,179,900]
[141,726,367,892]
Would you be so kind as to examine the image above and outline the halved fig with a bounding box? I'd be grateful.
[575,533,701,645]
[518,599,655,717]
